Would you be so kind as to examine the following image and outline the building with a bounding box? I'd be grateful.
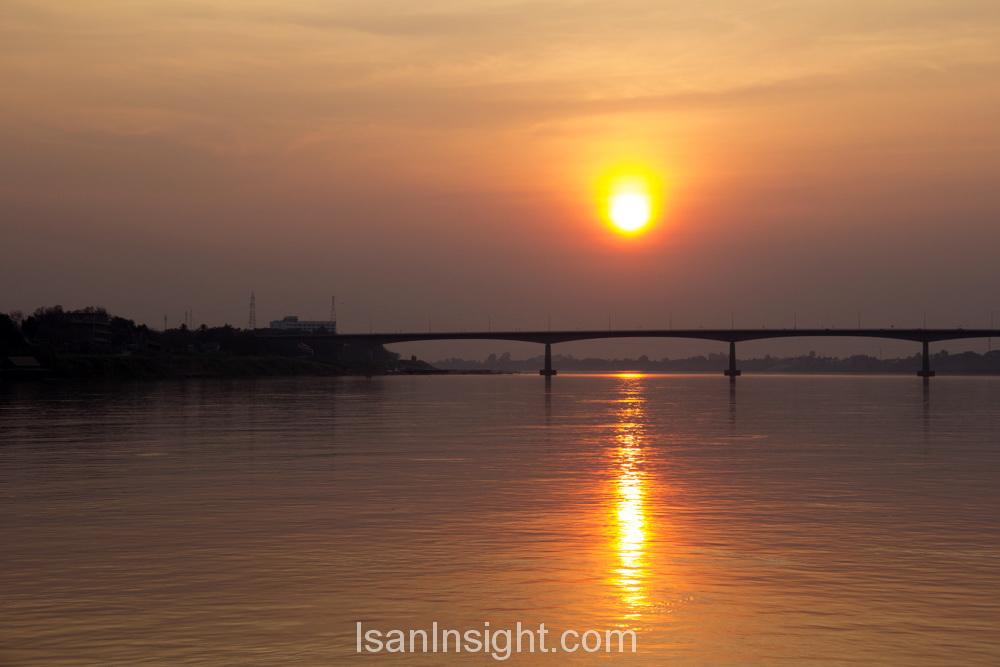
[268,315,337,334]
[68,312,112,350]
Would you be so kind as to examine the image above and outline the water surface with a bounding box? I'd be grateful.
[2,374,999,664]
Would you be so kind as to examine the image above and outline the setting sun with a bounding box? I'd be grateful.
[610,192,652,233]
[594,166,662,237]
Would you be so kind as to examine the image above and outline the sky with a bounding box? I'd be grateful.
[2,0,999,359]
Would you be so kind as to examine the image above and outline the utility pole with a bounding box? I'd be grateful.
[248,291,256,330]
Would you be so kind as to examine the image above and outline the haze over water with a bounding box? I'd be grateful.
[2,374,999,665]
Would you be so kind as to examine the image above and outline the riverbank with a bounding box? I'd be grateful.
[2,354,448,382]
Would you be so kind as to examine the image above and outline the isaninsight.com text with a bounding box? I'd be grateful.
[356,621,638,661]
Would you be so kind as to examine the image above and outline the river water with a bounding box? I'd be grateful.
[2,374,999,665]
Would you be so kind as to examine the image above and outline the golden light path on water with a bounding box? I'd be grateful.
[611,373,650,621]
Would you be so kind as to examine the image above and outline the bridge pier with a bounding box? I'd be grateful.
[539,342,557,376]
[724,341,742,380]
[917,340,935,378]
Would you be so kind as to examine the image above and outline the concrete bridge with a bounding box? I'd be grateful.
[258,328,1000,379]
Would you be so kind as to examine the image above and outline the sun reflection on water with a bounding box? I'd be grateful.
[611,373,649,619]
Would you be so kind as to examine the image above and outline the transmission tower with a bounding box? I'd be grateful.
[249,291,257,330]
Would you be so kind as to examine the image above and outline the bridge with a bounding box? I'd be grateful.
[258,328,1000,379]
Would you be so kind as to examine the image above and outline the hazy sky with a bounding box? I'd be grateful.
[3,1,999,358]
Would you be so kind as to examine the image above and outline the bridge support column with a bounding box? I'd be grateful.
[724,341,741,380]
[539,343,557,376]
[917,340,935,378]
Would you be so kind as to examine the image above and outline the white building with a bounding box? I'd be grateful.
[268,315,337,334]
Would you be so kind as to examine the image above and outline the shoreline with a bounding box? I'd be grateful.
[5,366,999,385]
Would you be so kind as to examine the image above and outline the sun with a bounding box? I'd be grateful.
[595,167,661,237]
[610,191,651,233]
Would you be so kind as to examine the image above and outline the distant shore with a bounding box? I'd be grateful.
[7,360,999,384]
[5,308,999,382]
[433,350,1000,375]
[0,354,516,382]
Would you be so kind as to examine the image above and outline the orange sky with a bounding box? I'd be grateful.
[2,1,999,357]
